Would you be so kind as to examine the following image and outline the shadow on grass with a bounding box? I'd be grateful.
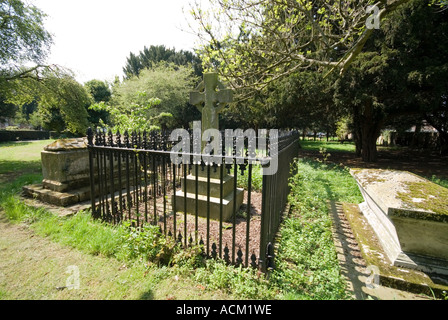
[0,159,42,175]
[138,290,154,300]
[0,141,35,148]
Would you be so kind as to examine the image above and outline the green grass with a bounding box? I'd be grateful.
[0,140,53,174]
[300,140,356,153]
[270,158,363,300]
[0,139,366,300]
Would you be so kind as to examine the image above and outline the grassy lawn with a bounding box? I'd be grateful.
[0,140,53,174]
[299,139,356,153]
[0,139,365,300]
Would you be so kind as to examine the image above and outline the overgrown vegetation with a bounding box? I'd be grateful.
[270,158,363,300]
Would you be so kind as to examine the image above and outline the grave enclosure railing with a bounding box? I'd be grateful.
[87,128,300,272]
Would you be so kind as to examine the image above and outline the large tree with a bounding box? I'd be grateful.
[190,0,419,101]
[0,0,90,134]
[0,0,52,70]
[123,45,203,79]
[0,0,53,121]
[7,72,92,135]
[84,79,112,127]
[335,0,448,160]
[97,63,200,132]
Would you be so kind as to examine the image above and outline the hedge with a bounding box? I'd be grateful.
[0,130,50,142]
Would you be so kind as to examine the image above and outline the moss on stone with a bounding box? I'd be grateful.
[397,180,448,217]
[342,202,448,298]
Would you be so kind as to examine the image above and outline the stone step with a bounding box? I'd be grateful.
[22,184,91,207]
[179,174,237,198]
[172,188,244,222]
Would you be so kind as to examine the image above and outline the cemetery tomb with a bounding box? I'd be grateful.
[23,138,128,207]
[351,168,448,276]
[23,138,91,207]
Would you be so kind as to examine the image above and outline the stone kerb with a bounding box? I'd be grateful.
[351,168,448,276]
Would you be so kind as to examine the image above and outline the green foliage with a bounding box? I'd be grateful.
[104,63,200,132]
[335,117,352,141]
[118,221,177,265]
[84,79,112,126]
[192,0,413,99]
[89,94,161,133]
[38,76,91,134]
[270,158,363,299]
[123,45,203,79]
[4,70,91,135]
[237,163,263,192]
[0,0,52,68]
[0,94,17,123]
[84,79,112,103]
[194,260,273,299]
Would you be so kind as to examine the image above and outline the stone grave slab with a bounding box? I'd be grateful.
[351,168,448,276]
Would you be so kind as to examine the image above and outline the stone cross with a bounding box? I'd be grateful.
[190,72,233,134]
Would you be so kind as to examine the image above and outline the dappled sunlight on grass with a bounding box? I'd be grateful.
[0,139,52,175]
[300,139,356,153]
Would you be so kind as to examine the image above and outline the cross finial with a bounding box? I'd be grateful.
[190,72,233,133]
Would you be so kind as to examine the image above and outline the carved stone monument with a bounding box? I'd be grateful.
[172,72,243,221]
[190,72,233,135]
[351,168,448,276]
[23,138,92,207]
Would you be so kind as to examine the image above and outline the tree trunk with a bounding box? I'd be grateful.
[358,100,383,162]
[352,106,362,157]
[411,123,421,149]
[438,131,448,156]
[361,125,380,162]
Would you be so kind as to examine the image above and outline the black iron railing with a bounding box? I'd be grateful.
[87,128,299,271]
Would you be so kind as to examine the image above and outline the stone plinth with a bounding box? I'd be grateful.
[23,138,92,207]
[172,167,244,222]
[351,168,448,276]
[41,138,90,192]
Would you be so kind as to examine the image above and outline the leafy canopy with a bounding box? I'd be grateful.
[93,63,200,133]
[0,0,52,70]
[190,0,418,100]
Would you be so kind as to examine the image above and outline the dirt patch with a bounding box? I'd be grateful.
[124,190,263,266]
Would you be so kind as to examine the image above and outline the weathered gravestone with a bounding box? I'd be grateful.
[351,168,448,276]
[23,138,92,207]
[172,72,244,221]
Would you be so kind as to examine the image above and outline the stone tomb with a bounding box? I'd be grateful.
[23,138,92,207]
[351,168,448,276]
